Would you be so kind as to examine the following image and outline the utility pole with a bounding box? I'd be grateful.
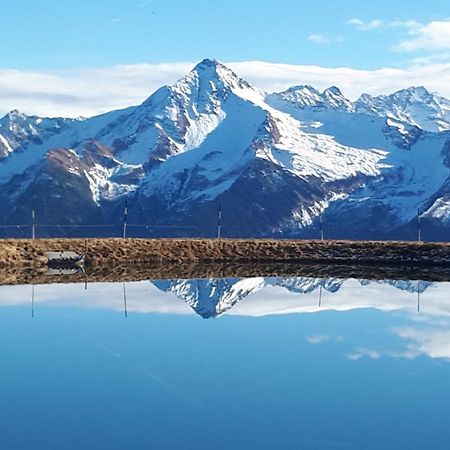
[122,199,128,239]
[31,210,36,240]
[217,204,222,239]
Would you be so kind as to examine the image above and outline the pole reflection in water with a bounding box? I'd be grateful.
[123,282,128,318]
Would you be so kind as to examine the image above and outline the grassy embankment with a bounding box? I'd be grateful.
[0,238,449,285]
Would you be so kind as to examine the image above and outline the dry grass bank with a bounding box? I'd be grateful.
[0,238,450,269]
[0,238,449,285]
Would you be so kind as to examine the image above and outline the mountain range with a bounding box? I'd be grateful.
[0,58,449,240]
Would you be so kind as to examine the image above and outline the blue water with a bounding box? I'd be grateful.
[0,278,450,449]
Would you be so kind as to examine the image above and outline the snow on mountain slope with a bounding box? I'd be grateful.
[138,95,386,207]
[423,194,450,225]
[267,85,354,112]
[0,59,259,199]
[139,92,267,202]
[355,86,450,132]
[0,107,137,185]
[317,128,450,238]
[86,59,266,166]
[153,278,266,318]
[0,110,79,164]
[0,110,77,157]
[345,132,449,221]
[267,88,423,151]
[267,84,450,234]
[133,61,386,214]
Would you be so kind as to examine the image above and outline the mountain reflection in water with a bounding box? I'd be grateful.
[0,276,439,318]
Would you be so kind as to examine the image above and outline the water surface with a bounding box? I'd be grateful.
[0,276,449,449]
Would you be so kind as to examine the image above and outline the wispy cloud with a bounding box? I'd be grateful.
[347,18,382,31]
[4,59,450,118]
[346,323,450,362]
[93,17,121,33]
[346,348,381,360]
[307,334,344,344]
[307,34,330,44]
[137,0,153,8]
[307,34,345,45]
[409,52,450,66]
[0,63,191,118]
[307,335,330,344]
[232,60,450,100]
[389,20,422,31]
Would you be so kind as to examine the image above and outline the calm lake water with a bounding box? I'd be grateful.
[1,276,450,449]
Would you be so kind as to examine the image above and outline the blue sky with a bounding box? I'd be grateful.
[2,0,450,117]
[3,0,450,70]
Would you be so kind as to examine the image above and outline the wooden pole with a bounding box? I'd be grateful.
[319,213,324,241]
[217,204,222,239]
[417,208,421,242]
[122,199,128,239]
[32,210,35,240]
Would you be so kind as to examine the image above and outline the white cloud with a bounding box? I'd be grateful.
[4,59,450,118]
[306,334,330,344]
[232,60,450,100]
[346,348,381,360]
[347,18,382,31]
[409,52,450,66]
[346,324,450,362]
[392,327,450,360]
[0,63,192,118]
[307,34,345,45]
[307,334,343,344]
[395,19,450,52]
[307,34,330,44]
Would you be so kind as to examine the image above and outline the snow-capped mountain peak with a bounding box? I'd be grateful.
[322,86,354,110]
[0,110,76,158]
[266,85,354,112]
[355,86,450,132]
[190,58,251,89]
[148,58,257,103]
[170,57,262,105]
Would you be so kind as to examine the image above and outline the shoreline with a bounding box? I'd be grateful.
[1,237,450,267]
[0,238,449,285]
